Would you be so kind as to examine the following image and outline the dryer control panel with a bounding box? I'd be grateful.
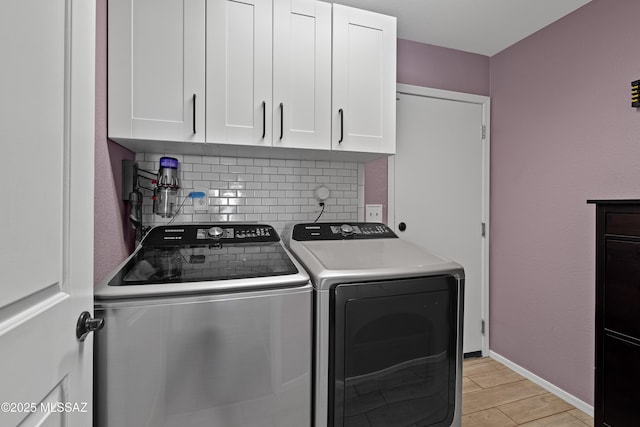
[292,222,397,241]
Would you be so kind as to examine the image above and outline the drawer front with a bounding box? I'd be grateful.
[605,212,640,237]
[604,239,640,338]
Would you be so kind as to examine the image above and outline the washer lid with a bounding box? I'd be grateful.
[95,223,310,299]
[109,224,298,286]
[109,242,298,286]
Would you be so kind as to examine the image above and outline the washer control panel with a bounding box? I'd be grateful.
[142,224,278,246]
[292,222,397,241]
[195,225,272,241]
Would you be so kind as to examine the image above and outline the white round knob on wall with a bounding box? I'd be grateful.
[314,185,330,201]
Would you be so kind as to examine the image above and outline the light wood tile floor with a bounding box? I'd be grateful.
[462,358,593,427]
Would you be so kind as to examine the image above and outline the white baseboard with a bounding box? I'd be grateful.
[488,351,594,417]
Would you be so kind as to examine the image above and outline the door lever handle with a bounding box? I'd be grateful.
[76,311,104,342]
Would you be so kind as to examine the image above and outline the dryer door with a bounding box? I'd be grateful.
[330,276,460,427]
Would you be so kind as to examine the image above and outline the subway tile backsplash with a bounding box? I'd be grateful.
[137,153,364,235]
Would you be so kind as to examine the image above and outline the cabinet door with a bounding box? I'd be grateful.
[604,239,640,338]
[207,0,272,146]
[108,0,205,142]
[332,4,396,154]
[273,0,331,150]
[602,334,640,426]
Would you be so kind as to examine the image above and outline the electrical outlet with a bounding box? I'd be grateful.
[193,188,208,211]
[365,204,383,222]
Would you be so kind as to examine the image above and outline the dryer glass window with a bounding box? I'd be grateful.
[331,276,458,427]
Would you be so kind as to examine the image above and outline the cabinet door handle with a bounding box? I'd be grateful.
[192,94,197,134]
[262,101,266,139]
[338,108,344,143]
[279,103,284,140]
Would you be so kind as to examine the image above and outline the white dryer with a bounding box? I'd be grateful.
[286,222,464,427]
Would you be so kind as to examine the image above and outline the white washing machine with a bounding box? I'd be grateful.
[94,224,312,427]
[286,222,464,427]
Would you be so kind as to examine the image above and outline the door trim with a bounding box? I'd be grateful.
[388,83,491,356]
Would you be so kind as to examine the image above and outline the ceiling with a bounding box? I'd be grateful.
[333,0,592,56]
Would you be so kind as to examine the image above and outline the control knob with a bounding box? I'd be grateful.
[208,226,224,239]
[340,224,354,235]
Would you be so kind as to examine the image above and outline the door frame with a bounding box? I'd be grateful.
[388,83,491,356]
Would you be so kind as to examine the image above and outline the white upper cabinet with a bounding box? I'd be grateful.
[206,0,273,147]
[207,0,331,150]
[108,0,205,143]
[332,4,397,154]
[272,0,332,150]
[108,0,396,157]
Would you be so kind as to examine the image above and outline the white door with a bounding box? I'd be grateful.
[0,0,95,425]
[108,0,205,143]
[391,86,490,355]
[207,0,272,146]
[332,4,396,154]
[272,0,331,150]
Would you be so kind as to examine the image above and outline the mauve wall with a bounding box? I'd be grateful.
[364,158,388,223]
[490,0,640,405]
[397,39,490,96]
[94,0,135,285]
[364,39,490,221]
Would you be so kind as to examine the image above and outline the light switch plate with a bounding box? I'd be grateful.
[365,204,383,222]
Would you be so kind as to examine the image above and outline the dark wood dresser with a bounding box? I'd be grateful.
[588,200,640,426]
